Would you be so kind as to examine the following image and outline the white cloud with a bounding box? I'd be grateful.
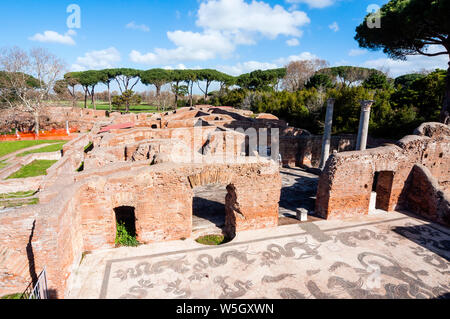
[218,61,279,76]
[349,49,367,57]
[130,30,234,65]
[29,30,76,45]
[362,46,448,77]
[163,64,187,70]
[286,38,300,47]
[197,0,310,39]
[329,22,339,32]
[275,51,320,66]
[218,51,322,76]
[286,0,335,9]
[130,0,310,66]
[126,21,150,32]
[71,47,121,71]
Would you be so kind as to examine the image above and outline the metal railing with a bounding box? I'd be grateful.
[21,267,49,299]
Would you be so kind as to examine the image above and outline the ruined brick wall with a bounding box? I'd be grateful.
[0,185,84,298]
[279,135,356,168]
[76,160,281,250]
[0,208,37,296]
[406,164,450,226]
[316,123,450,220]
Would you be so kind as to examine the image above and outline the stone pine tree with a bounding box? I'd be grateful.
[98,69,116,112]
[355,0,450,124]
[141,69,172,111]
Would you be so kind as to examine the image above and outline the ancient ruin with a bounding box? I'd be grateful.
[0,105,448,298]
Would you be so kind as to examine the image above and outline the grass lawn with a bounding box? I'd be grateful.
[6,160,58,179]
[0,197,39,208]
[16,142,67,157]
[0,140,66,158]
[0,190,37,200]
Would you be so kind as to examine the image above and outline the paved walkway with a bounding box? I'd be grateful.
[68,211,450,299]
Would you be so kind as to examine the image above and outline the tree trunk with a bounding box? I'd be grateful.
[84,88,88,108]
[440,63,450,125]
[34,112,39,136]
[156,85,161,97]
[108,83,112,112]
[174,82,179,110]
[190,82,193,107]
[204,81,210,101]
[71,86,76,108]
[91,87,96,110]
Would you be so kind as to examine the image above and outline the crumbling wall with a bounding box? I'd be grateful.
[316,123,450,220]
[406,164,450,226]
[76,161,281,250]
[0,183,84,298]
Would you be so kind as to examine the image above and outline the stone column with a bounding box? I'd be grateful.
[356,100,374,151]
[319,99,335,170]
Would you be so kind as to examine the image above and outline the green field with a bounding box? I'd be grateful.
[6,160,58,179]
[0,140,66,158]
[16,142,67,157]
[76,101,172,113]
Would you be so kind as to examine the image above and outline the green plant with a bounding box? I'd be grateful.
[1,293,22,299]
[115,222,140,247]
[76,161,84,172]
[84,142,93,153]
[195,234,231,246]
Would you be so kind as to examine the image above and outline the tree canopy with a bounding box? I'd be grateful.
[355,0,449,123]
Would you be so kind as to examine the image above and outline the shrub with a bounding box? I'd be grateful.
[115,222,139,247]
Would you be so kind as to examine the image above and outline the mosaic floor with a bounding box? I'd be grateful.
[68,212,450,299]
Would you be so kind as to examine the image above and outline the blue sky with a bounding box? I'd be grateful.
[0,0,447,92]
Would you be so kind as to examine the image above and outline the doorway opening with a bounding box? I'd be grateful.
[192,184,227,235]
[114,206,139,247]
[370,171,395,212]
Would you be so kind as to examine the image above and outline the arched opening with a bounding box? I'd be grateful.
[114,206,138,246]
[370,171,395,212]
[151,124,158,129]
